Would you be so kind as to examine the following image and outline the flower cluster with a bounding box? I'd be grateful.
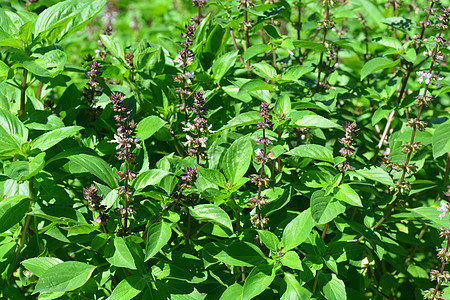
[171,166,198,203]
[96,26,113,60]
[82,55,103,121]
[83,184,109,226]
[424,187,450,299]
[191,0,208,25]
[183,91,211,164]
[337,121,359,172]
[109,92,141,233]
[249,102,274,229]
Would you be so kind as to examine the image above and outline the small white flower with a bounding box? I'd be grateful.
[267,152,275,160]
[184,135,193,147]
[438,201,450,220]
[174,55,183,67]
[255,148,263,157]
[199,137,208,147]
[183,71,194,84]
[183,122,196,132]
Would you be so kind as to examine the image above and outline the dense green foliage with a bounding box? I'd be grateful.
[0,0,449,299]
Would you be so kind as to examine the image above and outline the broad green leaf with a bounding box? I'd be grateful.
[22,257,63,277]
[294,114,340,129]
[212,50,238,81]
[0,195,30,232]
[31,126,82,151]
[286,144,334,163]
[280,251,301,270]
[34,0,106,43]
[65,153,118,188]
[189,204,233,231]
[33,261,96,294]
[0,30,21,48]
[4,152,45,181]
[257,230,280,252]
[377,37,401,50]
[23,50,67,77]
[100,34,125,61]
[282,208,316,251]
[382,17,416,36]
[198,167,227,188]
[133,169,170,191]
[222,135,252,185]
[0,60,9,77]
[274,94,291,118]
[242,265,275,300]
[220,283,243,300]
[323,274,347,300]
[360,57,400,80]
[310,190,346,224]
[219,111,263,131]
[215,241,267,267]
[263,24,281,39]
[411,207,450,230]
[292,40,327,52]
[0,108,28,157]
[335,184,362,207]
[61,0,107,40]
[252,62,277,79]
[105,237,137,269]
[432,121,450,159]
[281,65,314,81]
[356,166,394,186]
[283,273,312,299]
[243,44,271,61]
[109,276,146,300]
[144,221,172,261]
[136,116,166,141]
[237,79,274,98]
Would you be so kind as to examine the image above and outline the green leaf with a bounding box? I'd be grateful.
[220,283,243,300]
[280,251,301,270]
[310,190,346,224]
[22,257,63,277]
[382,17,416,36]
[242,265,275,300]
[283,273,312,299]
[222,135,252,185]
[23,50,67,78]
[323,274,347,300]
[432,121,450,159]
[34,0,106,43]
[411,207,450,230]
[282,208,316,251]
[0,108,28,158]
[33,261,96,294]
[237,79,274,98]
[286,144,334,163]
[274,94,291,118]
[294,114,340,129]
[189,204,233,231]
[105,237,137,269]
[292,40,327,52]
[219,111,263,131]
[100,34,125,62]
[136,116,166,141]
[198,167,227,188]
[252,62,277,79]
[31,126,82,151]
[257,230,280,252]
[263,24,281,39]
[212,50,238,81]
[356,166,394,186]
[65,153,118,188]
[281,65,314,81]
[215,241,267,267]
[0,195,30,232]
[377,37,401,50]
[4,152,45,181]
[144,221,172,261]
[0,60,9,77]
[243,44,271,61]
[335,184,362,207]
[109,276,146,300]
[360,57,400,80]
[133,169,170,191]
